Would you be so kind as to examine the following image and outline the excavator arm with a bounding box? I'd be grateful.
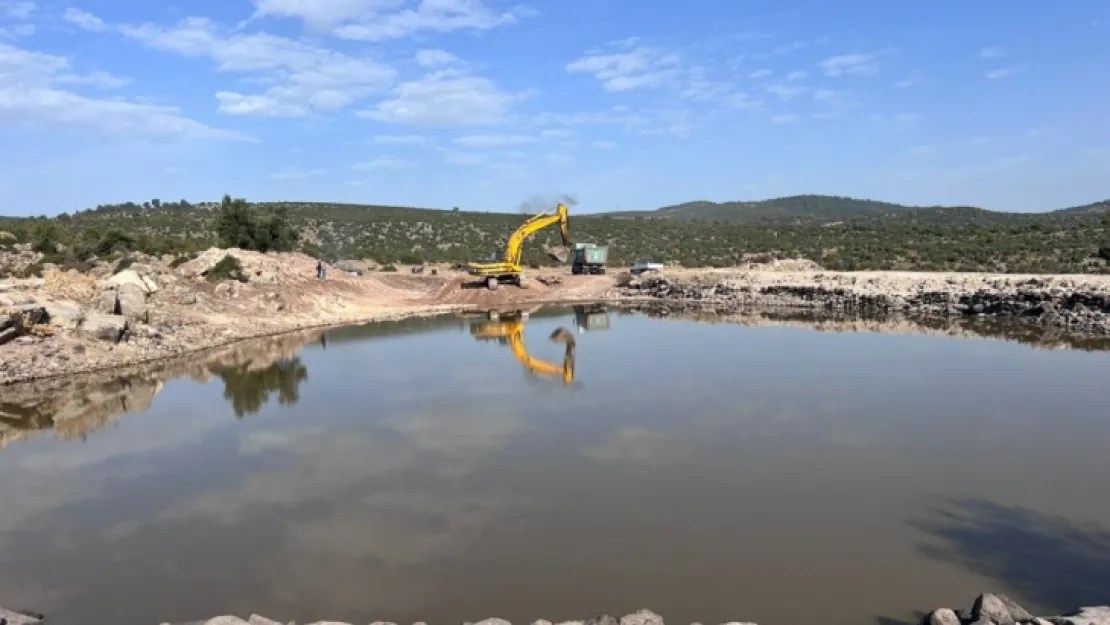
[467,203,571,286]
[471,318,575,386]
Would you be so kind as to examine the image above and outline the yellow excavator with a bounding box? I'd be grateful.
[470,315,576,386]
[467,203,572,290]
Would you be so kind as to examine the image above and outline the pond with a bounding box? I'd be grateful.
[1,306,1109,625]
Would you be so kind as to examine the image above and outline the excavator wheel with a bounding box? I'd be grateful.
[486,277,498,291]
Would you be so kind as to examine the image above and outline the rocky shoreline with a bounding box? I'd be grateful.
[4,595,1106,625]
[616,274,1110,336]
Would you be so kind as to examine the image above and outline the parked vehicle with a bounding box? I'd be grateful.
[571,243,608,275]
[630,258,664,274]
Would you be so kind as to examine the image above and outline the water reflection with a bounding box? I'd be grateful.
[1,307,1109,625]
[469,309,579,387]
[210,357,309,418]
[913,498,1110,613]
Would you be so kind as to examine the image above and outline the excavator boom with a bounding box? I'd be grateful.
[467,203,571,287]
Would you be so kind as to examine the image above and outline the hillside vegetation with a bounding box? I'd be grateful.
[3,194,1110,277]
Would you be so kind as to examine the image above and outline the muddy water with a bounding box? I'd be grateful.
[1,307,1109,625]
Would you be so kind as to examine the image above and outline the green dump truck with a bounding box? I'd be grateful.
[571,243,608,275]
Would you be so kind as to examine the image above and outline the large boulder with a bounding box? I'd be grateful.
[1047,607,1110,625]
[972,594,1035,625]
[621,611,664,625]
[45,301,85,330]
[0,606,43,625]
[98,289,120,314]
[925,609,961,625]
[117,282,149,323]
[82,313,128,343]
[107,269,157,294]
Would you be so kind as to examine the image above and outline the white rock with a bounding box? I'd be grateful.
[108,269,157,294]
[621,611,664,625]
[475,619,511,625]
[204,617,249,625]
[45,301,85,330]
[117,282,149,323]
[0,607,43,625]
[1047,606,1110,625]
[82,313,127,342]
[248,616,284,625]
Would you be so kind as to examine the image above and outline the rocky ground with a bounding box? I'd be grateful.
[3,595,1105,625]
[612,267,1110,337]
[0,247,610,385]
[6,248,1110,386]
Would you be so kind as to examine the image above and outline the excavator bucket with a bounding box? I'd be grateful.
[546,245,570,263]
[549,327,576,345]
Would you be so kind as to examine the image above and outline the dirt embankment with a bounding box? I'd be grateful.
[6,248,1110,385]
[0,248,618,385]
[614,268,1110,336]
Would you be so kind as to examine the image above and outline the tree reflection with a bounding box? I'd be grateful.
[211,357,309,418]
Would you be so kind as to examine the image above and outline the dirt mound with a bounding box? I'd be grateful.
[762,258,823,272]
[43,267,101,305]
[436,275,553,307]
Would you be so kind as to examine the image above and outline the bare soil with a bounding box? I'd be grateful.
[5,248,1110,385]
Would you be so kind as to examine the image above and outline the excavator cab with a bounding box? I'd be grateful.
[469,312,576,387]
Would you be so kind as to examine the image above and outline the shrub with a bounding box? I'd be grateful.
[113,256,134,274]
[207,254,249,283]
[380,264,398,272]
[1098,246,1110,262]
[169,254,193,269]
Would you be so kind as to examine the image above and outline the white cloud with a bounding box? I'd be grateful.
[681,66,730,100]
[728,92,759,109]
[69,10,395,117]
[442,149,486,165]
[269,167,328,179]
[820,53,879,77]
[971,136,991,145]
[371,133,427,145]
[2,0,35,20]
[532,107,643,127]
[785,71,807,81]
[250,0,399,29]
[415,48,459,68]
[0,23,34,39]
[904,145,936,157]
[813,89,838,101]
[895,113,921,123]
[748,68,772,79]
[453,133,534,147]
[752,40,808,59]
[895,71,921,88]
[0,42,248,141]
[985,67,1019,79]
[352,156,416,170]
[540,128,572,139]
[566,45,681,92]
[62,8,107,32]
[55,70,131,89]
[332,0,519,41]
[979,46,1003,59]
[771,114,797,125]
[766,82,805,101]
[357,68,523,126]
[591,140,617,150]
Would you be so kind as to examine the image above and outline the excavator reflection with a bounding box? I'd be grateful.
[470,312,577,387]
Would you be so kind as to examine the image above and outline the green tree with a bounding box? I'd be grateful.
[216,194,259,250]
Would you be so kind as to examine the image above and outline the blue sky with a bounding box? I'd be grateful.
[0,0,1107,216]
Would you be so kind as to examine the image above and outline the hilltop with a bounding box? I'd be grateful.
[601,194,1110,226]
[2,193,1110,274]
